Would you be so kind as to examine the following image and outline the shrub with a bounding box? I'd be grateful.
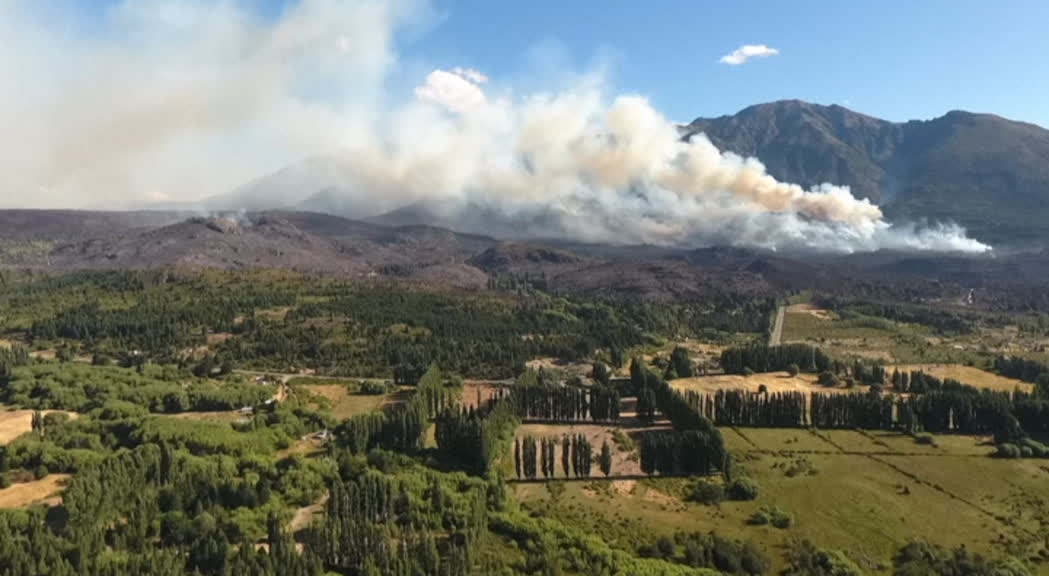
[750,505,792,529]
[727,477,760,501]
[913,433,937,446]
[771,509,794,529]
[742,367,755,377]
[0,474,10,489]
[818,371,839,388]
[995,443,1021,459]
[656,535,676,558]
[34,464,49,480]
[747,509,770,526]
[787,364,800,377]
[1022,438,1048,458]
[357,380,391,395]
[692,480,725,505]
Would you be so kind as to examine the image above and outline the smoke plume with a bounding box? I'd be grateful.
[0,0,989,253]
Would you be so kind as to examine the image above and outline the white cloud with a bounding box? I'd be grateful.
[452,67,487,84]
[414,67,487,113]
[719,44,779,65]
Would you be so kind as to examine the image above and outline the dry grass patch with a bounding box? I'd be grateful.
[891,364,1032,393]
[289,493,329,533]
[301,384,386,420]
[786,303,835,321]
[0,410,79,444]
[0,474,70,508]
[671,372,849,395]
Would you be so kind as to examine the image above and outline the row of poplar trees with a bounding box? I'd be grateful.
[513,435,611,479]
[630,358,729,478]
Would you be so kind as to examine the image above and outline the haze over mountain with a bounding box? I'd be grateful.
[205,100,1049,251]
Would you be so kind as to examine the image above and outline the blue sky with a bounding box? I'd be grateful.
[413,0,1049,125]
[64,0,1049,126]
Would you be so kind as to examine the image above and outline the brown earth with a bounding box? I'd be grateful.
[0,410,80,445]
[0,474,71,508]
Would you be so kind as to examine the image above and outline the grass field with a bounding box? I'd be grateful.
[778,305,990,365]
[892,364,1033,393]
[298,384,388,420]
[514,426,1045,574]
[0,474,70,508]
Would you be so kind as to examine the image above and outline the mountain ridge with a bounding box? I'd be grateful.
[682,100,1049,245]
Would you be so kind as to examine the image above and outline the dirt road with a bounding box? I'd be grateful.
[769,305,785,346]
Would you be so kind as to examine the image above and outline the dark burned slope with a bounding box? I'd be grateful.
[48,216,370,275]
[0,210,186,242]
[5,209,1049,308]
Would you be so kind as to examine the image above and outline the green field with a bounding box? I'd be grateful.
[515,426,1048,575]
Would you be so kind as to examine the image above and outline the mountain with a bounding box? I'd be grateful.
[683,100,1049,245]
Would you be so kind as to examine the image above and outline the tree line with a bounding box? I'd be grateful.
[507,373,620,423]
[511,434,608,480]
[630,358,729,477]
[720,344,833,375]
[334,365,458,454]
[685,386,1021,438]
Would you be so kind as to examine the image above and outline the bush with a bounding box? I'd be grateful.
[913,433,937,446]
[727,477,760,501]
[1021,438,1048,458]
[787,364,800,377]
[357,380,391,395]
[818,371,839,388]
[995,443,1021,459]
[0,474,10,489]
[656,535,676,558]
[692,480,725,505]
[750,505,792,529]
[742,367,755,377]
[34,464,49,480]
[771,509,794,529]
[747,509,770,526]
[787,541,863,576]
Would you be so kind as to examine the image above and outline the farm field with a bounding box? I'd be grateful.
[892,363,1033,393]
[515,425,1047,575]
[298,384,390,420]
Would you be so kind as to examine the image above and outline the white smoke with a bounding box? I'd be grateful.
[0,0,989,254]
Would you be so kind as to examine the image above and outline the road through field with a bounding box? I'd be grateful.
[769,305,785,346]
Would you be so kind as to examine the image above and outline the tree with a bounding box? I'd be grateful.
[561,435,570,478]
[592,362,611,386]
[514,438,522,479]
[599,440,612,477]
[787,363,800,377]
[671,346,694,378]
